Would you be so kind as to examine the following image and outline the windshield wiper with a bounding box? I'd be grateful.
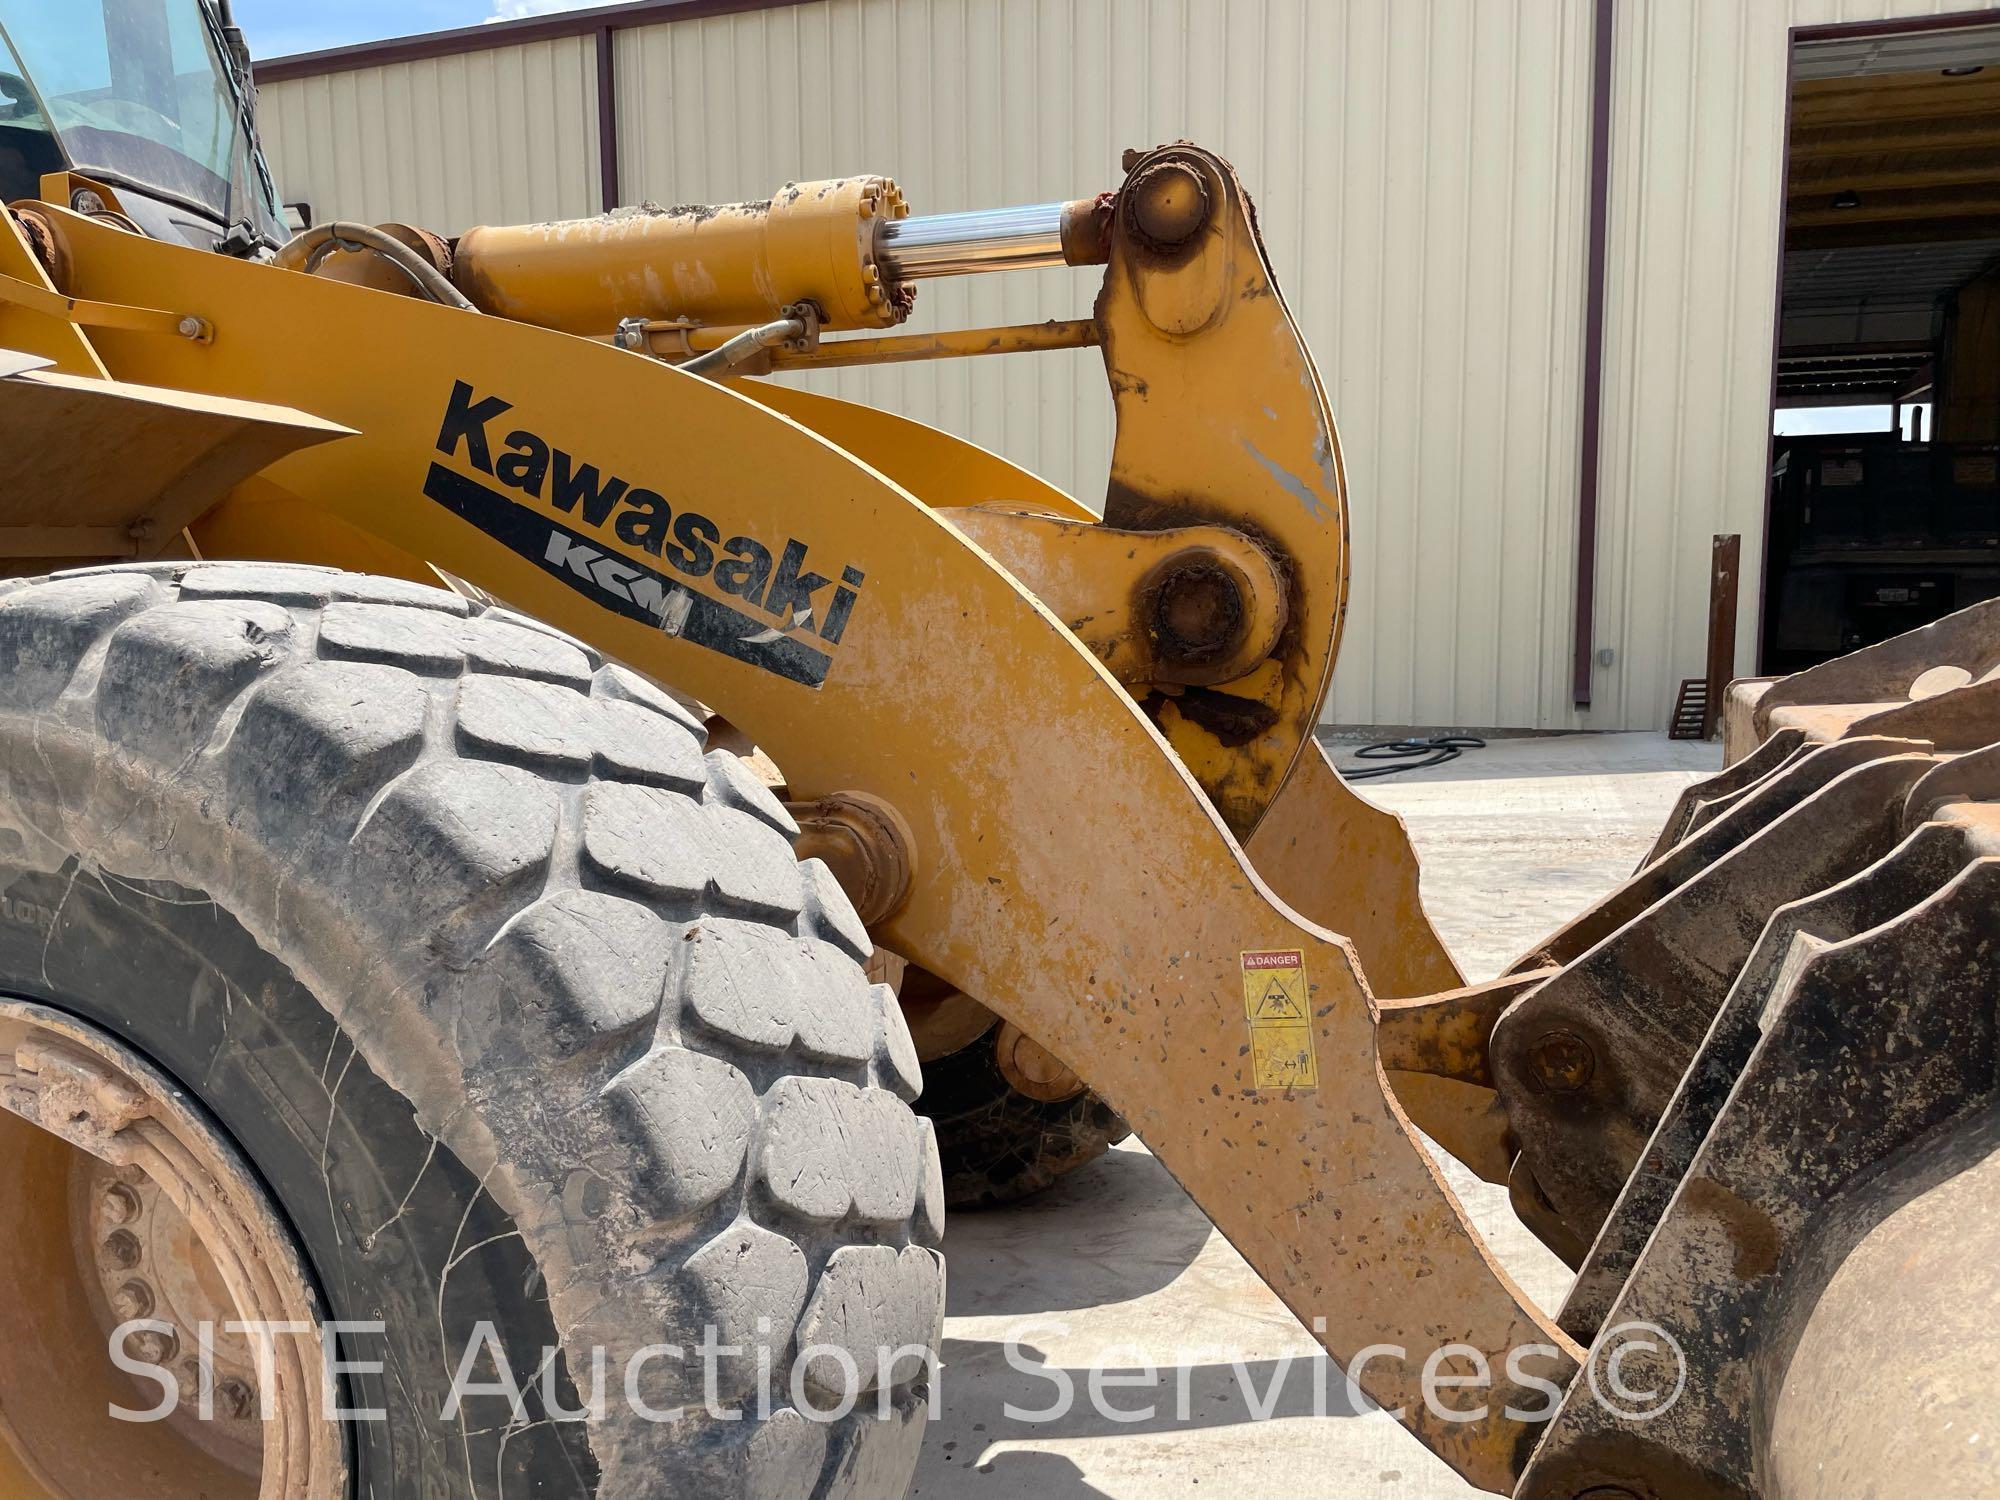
[200,0,266,254]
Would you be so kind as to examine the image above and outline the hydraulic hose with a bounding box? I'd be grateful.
[679,316,808,378]
[274,221,476,311]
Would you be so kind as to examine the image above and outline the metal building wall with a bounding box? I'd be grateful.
[1589,0,2000,729]
[258,0,1598,731]
[610,0,1598,733]
[253,0,2000,731]
[256,36,602,231]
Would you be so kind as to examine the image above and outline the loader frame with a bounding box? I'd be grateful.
[17,117,2000,1498]
[1,149,1570,1491]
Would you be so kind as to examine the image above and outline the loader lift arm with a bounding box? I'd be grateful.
[4,145,1566,1489]
[9,10,2000,1500]
[12,121,2000,1500]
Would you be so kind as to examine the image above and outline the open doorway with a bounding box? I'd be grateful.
[1763,19,2000,673]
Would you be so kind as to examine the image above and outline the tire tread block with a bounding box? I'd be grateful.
[0,562,932,1500]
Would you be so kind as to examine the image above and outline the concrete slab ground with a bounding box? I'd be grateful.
[912,732,1721,1500]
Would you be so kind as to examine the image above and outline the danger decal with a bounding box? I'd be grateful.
[1238,948,1318,1091]
[424,380,865,688]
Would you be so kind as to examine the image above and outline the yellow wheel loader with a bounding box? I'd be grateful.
[0,5,1996,1499]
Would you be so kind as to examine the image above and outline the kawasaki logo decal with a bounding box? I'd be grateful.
[424,380,864,688]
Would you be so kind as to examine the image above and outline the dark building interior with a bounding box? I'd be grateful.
[1766,22,2000,672]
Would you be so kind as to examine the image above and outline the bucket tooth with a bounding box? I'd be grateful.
[1493,746,1941,1252]
[1561,813,1987,1340]
[1516,857,2000,1500]
[1513,735,1930,975]
[1637,726,1806,872]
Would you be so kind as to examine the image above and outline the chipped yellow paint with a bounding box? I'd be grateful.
[0,209,104,376]
[1097,146,1351,837]
[7,179,1581,1493]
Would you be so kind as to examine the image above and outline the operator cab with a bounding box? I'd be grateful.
[0,0,283,253]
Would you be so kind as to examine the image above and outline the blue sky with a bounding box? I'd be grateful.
[234,0,603,60]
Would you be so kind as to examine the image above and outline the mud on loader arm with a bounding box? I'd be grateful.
[4,145,1566,1490]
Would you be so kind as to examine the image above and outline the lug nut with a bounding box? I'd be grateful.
[100,1182,141,1227]
[111,1279,154,1321]
[100,1228,142,1270]
[1528,1029,1596,1094]
[124,1326,178,1365]
[216,1377,256,1420]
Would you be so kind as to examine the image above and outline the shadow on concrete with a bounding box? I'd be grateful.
[914,1338,1370,1498]
[910,1448,1114,1499]
[941,1144,1213,1315]
[1320,730,1720,786]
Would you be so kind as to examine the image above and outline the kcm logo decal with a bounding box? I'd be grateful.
[423,380,864,688]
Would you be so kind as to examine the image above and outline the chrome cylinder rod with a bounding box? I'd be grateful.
[875,198,1107,278]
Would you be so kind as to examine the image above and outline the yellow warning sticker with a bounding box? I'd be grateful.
[1239,949,1318,1090]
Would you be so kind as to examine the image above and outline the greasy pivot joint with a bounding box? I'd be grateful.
[943,508,1290,690]
[1126,159,1211,253]
[1148,555,1247,667]
[8,206,67,285]
[993,1022,1087,1103]
[786,790,916,926]
[1526,1029,1596,1095]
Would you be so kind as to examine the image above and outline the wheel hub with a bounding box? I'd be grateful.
[0,1000,344,1499]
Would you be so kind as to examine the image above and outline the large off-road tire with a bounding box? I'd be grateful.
[923,1026,1129,1209]
[0,562,943,1498]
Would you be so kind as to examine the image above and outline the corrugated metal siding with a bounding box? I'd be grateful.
[1591,0,2000,729]
[256,0,1594,730]
[258,37,601,231]
[252,0,2000,730]
[612,0,1596,731]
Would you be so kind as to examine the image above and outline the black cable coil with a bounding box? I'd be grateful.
[1340,734,1486,780]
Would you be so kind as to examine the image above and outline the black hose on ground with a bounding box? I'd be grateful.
[1340,734,1486,780]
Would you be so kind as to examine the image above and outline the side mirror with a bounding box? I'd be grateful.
[282,200,314,233]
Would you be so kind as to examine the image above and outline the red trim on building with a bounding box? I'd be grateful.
[1790,8,2000,44]
[594,24,620,211]
[1572,0,1616,709]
